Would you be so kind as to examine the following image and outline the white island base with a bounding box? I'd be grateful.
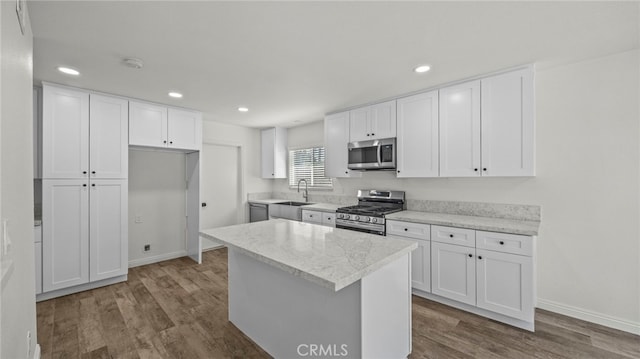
[228,248,412,359]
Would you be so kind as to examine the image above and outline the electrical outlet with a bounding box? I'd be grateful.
[144,244,151,252]
[134,216,143,223]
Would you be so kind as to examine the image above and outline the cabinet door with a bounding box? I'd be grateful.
[369,100,397,140]
[89,180,128,282]
[431,241,476,305]
[261,127,287,178]
[89,95,129,179]
[476,249,533,321]
[321,212,336,227]
[411,238,431,292]
[439,80,481,177]
[167,108,202,151]
[261,128,275,178]
[481,68,534,176]
[42,85,89,179]
[397,91,439,177]
[302,210,322,224]
[324,112,361,178]
[349,107,370,142]
[129,101,168,148]
[42,180,89,292]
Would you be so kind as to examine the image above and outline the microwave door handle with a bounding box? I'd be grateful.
[377,143,382,166]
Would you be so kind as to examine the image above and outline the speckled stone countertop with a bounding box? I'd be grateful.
[386,211,540,236]
[248,199,340,213]
[200,219,417,291]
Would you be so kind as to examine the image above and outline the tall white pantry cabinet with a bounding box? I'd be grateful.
[40,84,128,296]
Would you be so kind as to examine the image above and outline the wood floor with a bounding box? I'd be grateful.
[37,248,640,359]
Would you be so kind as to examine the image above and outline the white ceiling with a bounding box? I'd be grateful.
[29,1,638,128]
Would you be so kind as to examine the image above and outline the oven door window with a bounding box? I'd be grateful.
[348,146,378,165]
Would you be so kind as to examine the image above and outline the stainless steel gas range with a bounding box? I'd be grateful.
[336,190,406,236]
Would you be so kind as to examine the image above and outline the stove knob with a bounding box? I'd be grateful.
[362,216,370,223]
[371,218,378,223]
[336,213,342,219]
[354,215,360,221]
[344,214,350,220]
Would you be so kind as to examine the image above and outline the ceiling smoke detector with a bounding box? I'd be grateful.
[122,57,144,69]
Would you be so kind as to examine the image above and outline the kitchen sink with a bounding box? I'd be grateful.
[269,202,314,221]
[273,201,314,206]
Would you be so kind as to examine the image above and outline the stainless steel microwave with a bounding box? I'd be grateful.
[347,138,396,170]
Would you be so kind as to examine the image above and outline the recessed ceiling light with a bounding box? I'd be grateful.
[168,92,183,98]
[413,65,431,74]
[238,107,249,112]
[57,67,80,76]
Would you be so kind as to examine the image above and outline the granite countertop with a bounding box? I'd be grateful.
[248,199,340,213]
[386,211,540,236]
[200,219,417,291]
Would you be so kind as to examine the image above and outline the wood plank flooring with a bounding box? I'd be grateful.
[37,248,640,359]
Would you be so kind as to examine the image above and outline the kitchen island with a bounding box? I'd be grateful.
[200,219,417,359]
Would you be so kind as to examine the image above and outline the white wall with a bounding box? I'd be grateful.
[128,150,188,266]
[0,2,38,358]
[274,50,640,333]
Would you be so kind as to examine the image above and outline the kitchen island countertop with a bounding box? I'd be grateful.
[200,219,416,291]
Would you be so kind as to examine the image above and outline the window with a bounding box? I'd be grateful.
[288,147,332,189]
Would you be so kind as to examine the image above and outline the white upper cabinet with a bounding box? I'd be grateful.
[349,100,396,142]
[439,68,535,177]
[167,108,202,151]
[324,111,362,178]
[89,94,129,179]
[129,101,202,151]
[439,80,482,177]
[261,127,287,179]
[42,85,127,179]
[128,101,168,148]
[42,85,90,179]
[396,91,439,177]
[481,68,534,176]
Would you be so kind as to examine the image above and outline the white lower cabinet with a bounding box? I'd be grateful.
[42,179,127,293]
[410,239,431,292]
[89,180,128,282]
[387,220,431,293]
[388,220,535,330]
[302,210,335,227]
[431,241,476,306]
[476,248,534,321]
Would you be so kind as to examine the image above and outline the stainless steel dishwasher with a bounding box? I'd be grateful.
[249,202,269,222]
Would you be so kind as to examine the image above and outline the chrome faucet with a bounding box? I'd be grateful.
[297,179,309,202]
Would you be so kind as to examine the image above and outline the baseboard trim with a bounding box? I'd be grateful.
[33,344,41,359]
[128,250,188,268]
[537,298,640,335]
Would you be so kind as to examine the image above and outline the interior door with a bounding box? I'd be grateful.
[200,143,241,250]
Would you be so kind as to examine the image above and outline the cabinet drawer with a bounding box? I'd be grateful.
[476,231,533,256]
[386,220,430,240]
[302,210,322,224]
[431,225,475,247]
[321,212,335,227]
